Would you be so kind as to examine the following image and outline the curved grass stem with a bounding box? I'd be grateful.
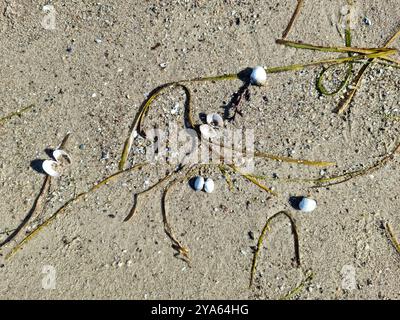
[250,211,300,288]
[160,165,200,266]
[311,140,400,188]
[281,0,304,39]
[6,163,147,259]
[124,169,178,222]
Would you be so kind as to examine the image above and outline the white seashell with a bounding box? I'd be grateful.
[206,113,224,128]
[199,124,218,139]
[42,160,61,177]
[53,149,71,164]
[250,66,267,86]
[299,197,317,212]
[193,176,205,191]
[204,178,215,193]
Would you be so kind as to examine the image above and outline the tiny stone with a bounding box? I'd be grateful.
[79,144,86,150]
[101,151,109,160]
[363,17,372,26]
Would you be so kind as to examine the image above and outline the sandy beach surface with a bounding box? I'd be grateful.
[0,0,399,299]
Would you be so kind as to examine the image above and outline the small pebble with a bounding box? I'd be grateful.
[363,17,372,26]
[299,197,317,212]
[250,66,267,86]
[248,231,254,240]
[204,178,215,193]
[193,176,204,191]
[101,151,109,161]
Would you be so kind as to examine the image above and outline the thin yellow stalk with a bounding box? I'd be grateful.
[336,27,400,114]
[119,83,198,171]
[279,271,314,300]
[0,105,35,125]
[281,0,304,39]
[124,169,176,222]
[265,50,394,74]
[276,39,395,55]
[385,223,400,256]
[160,165,201,265]
[313,140,400,187]
[6,163,147,259]
[254,151,335,167]
[250,211,300,288]
[228,165,278,196]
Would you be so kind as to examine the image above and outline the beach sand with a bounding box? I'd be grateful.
[0,0,399,299]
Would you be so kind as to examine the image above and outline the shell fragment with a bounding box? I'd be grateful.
[199,124,218,139]
[53,149,71,164]
[42,160,61,177]
[206,113,224,128]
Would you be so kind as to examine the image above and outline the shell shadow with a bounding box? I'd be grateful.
[45,148,55,159]
[188,177,197,190]
[30,159,46,175]
[222,67,252,120]
[289,196,303,210]
[198,112,207,123]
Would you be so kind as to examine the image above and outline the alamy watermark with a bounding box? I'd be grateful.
[340,264,356,291]
[41,5,56,30]
[136,122,255,173]
[42,265,56,289]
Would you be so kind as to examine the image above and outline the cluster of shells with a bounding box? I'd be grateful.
[199,113,224,139]
[193,176,215,193]
[42,149,71,177]
[39,67,316,211]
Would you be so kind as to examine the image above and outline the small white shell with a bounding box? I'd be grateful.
[206,113,224,128]
[204,178,215,193]
[250,66,267,86]
[199,124,218,139]
[299,197,317,212]
[42,160,61,177]
[193,176,205,191]
[53,149,71,164]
